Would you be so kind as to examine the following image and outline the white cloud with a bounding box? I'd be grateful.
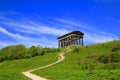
[0,14,70,48]
[1,20,70,36]
[53,18,120,44]
[39,26,69,36]
[85,33,117,43]
[0,25,59,48]
[0,11,119,48]
[0,40,19,48]
[53,18,99,32]
[0,27,27,40]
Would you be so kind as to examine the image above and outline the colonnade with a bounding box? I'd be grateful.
[58,35,83,48]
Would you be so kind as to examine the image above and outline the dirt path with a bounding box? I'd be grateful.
[22,47,71,80]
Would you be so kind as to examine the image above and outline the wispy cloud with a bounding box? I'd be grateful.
[1,18,70,36]
[0,26,58,48]
[0,11,70,48]
[85,32,119,44]
[0,26,27,40]
[0,40,20,48]
[53,18,120,44]
[53,18,99,32]
[0,11,119,48]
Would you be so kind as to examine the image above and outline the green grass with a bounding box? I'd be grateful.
[32,40,120,80]
[1,40,120,80]
[0,52,59,80]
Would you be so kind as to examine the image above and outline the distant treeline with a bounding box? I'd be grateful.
[0,44,60,62]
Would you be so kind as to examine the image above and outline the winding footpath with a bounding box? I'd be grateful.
[22,47,71,80]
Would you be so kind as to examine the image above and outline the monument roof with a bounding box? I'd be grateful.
[58,31,84,39]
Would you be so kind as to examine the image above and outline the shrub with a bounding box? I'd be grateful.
[81,61,94,74]
[0,44,26,61]
[0,44,61,62]
[87,54,98,58]
[88,63,94,74]
[111,41,120,52]
[72,47,80,53]
[98,52,120,63]
[81,60,90,69]
[101,63,120,70]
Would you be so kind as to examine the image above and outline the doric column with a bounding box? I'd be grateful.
[64,39,65,47]
[71,36,72,46]
[78,37,80,45]
[68,37,69,46]
[59,40,61,48]
[63,39,65,47]
[62,39,63,47]
[75,37,78,45]
[62,40,64,47]
[60,40,62,48]
[58,40,60,48]
[79,38,81,45]
[66,37,68,46]
[76,39,78,45]
[75,39,76,45]
[82,37,84,46]
[73,36,74,45]
[70,36,72,45]
[65,39,66,47]
[77,37,79,45]
[61,40,63,48]
[69,37,71,46]
[65,38,67,47]
[73,39,75,45]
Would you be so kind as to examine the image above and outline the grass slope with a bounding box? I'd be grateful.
[0,52,58,80]
[33,40,120,80]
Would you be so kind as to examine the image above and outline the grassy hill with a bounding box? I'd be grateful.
[32,40,120,80]
[0,51,60,80]
[0,40,120,80]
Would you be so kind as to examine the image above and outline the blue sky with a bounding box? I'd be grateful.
[0,0,120,48]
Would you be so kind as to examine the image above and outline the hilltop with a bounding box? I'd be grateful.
[0,40,120,80]
[33,40,120,80]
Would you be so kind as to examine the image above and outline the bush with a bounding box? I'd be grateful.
[0,44,26,61]
[100,62,120,70]
[88,63,94,74]
[72,47,80,53]
[98,52,120,63]
[27,46,38,57]
[111,40,120,52]
[81,61,94,74]
[0,44,60,62]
